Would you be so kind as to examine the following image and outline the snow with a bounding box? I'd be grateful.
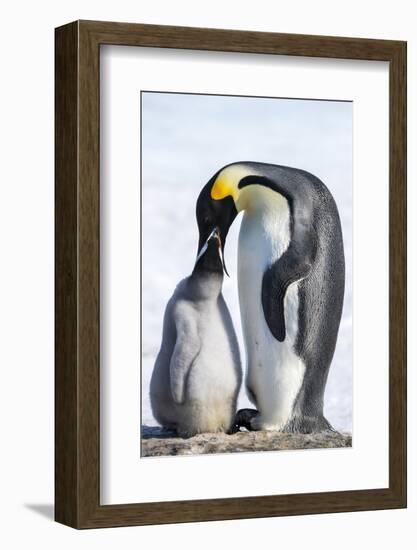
[141,92,353,432]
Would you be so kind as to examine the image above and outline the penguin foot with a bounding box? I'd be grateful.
[233,408,259,431]
[226,423,240,435]
[283,414,335,434]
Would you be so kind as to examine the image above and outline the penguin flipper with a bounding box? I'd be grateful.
[169,310,201,405]
[262,253,312,342]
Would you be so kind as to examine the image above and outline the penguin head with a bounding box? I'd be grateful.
[195,175,238,275]
[196,163,282,274]
[193,227,226,275]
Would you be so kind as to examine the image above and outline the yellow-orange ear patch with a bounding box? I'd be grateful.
[211,176,237,200]
[210,164,251,201]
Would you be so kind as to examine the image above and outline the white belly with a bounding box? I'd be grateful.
[238,196,305,430]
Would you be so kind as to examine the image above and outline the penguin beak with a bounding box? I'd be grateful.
[195,227,230,276]
[195,227,217,264]
[218,235,230,277]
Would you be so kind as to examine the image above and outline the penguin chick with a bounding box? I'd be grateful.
[150,228,242,438]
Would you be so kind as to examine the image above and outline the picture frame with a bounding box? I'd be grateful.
[55,20,407,528]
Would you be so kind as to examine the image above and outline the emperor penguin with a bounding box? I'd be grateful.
[196,161,345,433]
[150,226,242,437]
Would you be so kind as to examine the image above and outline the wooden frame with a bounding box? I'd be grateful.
[55,20,407,529]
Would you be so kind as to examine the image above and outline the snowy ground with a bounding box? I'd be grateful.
[141,92,352,432]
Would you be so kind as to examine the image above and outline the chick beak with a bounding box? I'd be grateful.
[195,227,229,277]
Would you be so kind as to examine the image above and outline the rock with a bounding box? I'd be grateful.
[141,425,352,457]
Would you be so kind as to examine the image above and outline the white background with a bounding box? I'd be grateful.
[101,47,388,504]
[0,0,415,548]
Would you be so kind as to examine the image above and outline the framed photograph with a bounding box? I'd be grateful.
[55,20,406,528]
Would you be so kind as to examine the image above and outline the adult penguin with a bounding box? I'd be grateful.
[196,161,345,433]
